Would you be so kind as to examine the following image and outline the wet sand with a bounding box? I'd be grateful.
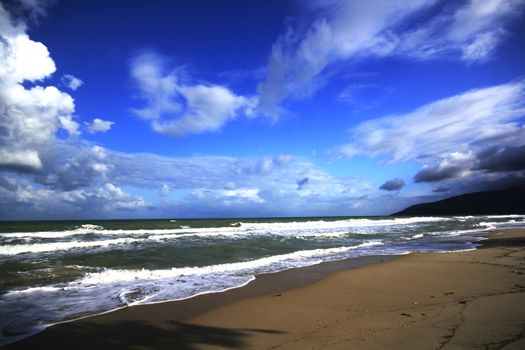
[6,229,525,349]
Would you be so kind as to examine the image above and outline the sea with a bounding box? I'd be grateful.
[1,215,524,345]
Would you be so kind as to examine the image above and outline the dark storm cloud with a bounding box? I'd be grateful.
[432,186,450,193]
[414,163,469,183]
[413,144,525,190]
[379,178,405,191]
[477,145,525,172]
[296,177,309,190]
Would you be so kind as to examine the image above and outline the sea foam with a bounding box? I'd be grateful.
[0,238,139,255]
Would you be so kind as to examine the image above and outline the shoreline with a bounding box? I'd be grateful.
[5,228,525,349]
[1,254,400,347]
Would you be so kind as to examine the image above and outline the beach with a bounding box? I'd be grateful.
[5,228,525,349]
[2,0,525,348]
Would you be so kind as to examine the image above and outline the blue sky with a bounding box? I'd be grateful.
[1,0,524,219]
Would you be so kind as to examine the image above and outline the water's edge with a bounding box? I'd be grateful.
[3,253,401,348]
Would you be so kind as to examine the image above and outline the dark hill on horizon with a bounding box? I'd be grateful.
[393,187,525,216]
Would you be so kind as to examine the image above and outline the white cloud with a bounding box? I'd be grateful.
[459,29,502,62]
[400,0,523,62]
[0,6,55,83]
[240,157,274,175]
[0,3,76,172]
[59,115,80,136]
[0,84,76,171]
[152,84,257,136]
[130,52,258,136]
[220,188,264,203]
[87,118,114,133]
[336,81,525,162]
[446,0,517,41]
[257,0,525,116]
[191,187,264,204]
[94,183,147,210]
[274,153,293,165]
[61,74,84,91]
[159,184,171,196]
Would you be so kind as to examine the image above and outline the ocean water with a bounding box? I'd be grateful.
[1,215,524,344]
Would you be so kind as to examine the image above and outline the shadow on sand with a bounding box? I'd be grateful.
[6,320,284,350]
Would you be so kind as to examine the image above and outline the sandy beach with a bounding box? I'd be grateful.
[6,229,525,349]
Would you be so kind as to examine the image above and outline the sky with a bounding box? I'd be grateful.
[0,0,524,220]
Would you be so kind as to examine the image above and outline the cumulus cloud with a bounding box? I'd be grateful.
[336,81,525,162]
[379,178,405,191]
[0,149,41,172]
[59,115,80,136]
[0,3,130,218]
[0,176,147,219]
[33,144,114,191]
[86,118,114,133]
[130,52,258,136]
[61,74,83,91]
[0,3,76,172]
[94,183,147,210]
[257,0,524,116]
[0,5,55,82]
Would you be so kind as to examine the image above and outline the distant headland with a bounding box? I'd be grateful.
[394,187,525,216]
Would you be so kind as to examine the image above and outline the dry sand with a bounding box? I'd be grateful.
[5,229,525,350]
